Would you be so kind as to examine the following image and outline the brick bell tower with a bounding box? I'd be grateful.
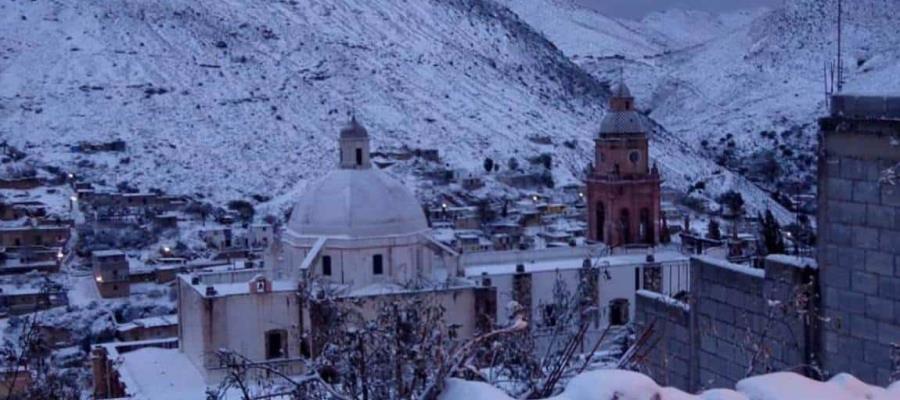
[586,80,661,247]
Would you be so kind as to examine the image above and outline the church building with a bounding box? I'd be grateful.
[176,118,494,381]
[586,81,662,247]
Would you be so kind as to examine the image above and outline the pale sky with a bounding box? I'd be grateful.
[575,0,782,19]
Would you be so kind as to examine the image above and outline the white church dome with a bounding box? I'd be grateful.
[287,169,428,238]
[286,118,428,238]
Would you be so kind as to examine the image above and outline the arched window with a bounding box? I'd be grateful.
[595,202,605,242]
[640,208,653,244]
[619,209,631,244]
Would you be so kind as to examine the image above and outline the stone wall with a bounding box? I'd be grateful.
[635,255,818,391]
[818,110,900,385]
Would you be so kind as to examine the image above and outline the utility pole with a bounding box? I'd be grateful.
[837,0,843,92]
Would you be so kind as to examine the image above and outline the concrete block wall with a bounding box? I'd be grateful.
[818,114,900,385]
[693,256,767,389]
[634,290,695,391]
[635,256,818,391]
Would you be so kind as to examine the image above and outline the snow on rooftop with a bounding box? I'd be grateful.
[465,251,688,277]
[115,347,210,399]
[694,255,764,278]
[765,254,818,270]
[637,289,690,311]
[116,314,178,332]
[92,249,125,257]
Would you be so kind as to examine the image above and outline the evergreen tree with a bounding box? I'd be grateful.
[707,219,722,240]
[717,190,745,217]
[508,157,519,171]
[759,209,786,254]
[483,157,494,173]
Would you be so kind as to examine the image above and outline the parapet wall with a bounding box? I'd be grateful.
[635,255,818,391]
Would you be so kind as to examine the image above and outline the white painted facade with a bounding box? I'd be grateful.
[177,120,482,382]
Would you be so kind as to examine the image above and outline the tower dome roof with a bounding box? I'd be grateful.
[340,116,369,138]
[599,78,644,135]
[613,81,632,98]
[598,110,645,135]
[286,168,428,238]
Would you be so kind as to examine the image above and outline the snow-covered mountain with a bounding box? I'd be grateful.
[1,0,790,220]
[505,0,900,197]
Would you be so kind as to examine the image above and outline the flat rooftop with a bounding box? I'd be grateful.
[464,250,688,277]
[830,94,900,120]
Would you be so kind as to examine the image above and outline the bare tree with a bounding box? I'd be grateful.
[1,282,80,400]
[209,288,527,400]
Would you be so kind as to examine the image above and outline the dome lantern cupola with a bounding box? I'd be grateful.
[609,81,634,112]
[339,116,371,169]
[598,79,644,136]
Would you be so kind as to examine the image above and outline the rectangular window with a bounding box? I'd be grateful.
[266,330,286,359]
[322,255,332,276]
[373,254,383,275]
[634,267,640,291]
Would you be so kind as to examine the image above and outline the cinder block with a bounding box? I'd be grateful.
[838,335,865,356]
[877,321,900,345]
[840,158,866,180]
[864,340,890,365]
[867,205,896,229]
[829,224,854,246]
[878,276,900,301]
[852,271,879,294]
[850,315,879,341]
[854,181,881,203]
[836,289,867,313]
[866,296,895,321]
[882,185,900,207]
[838,246,867,270]
[878,229,900,252]
[850,358,877,383]
[823,331,839,353]
[852,226,880,250]
[865,250,895,276]
[827,178,854,201]
[822,266,851,290]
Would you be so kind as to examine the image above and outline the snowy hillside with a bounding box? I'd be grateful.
[505,0,900,198]
[0,0,789,220]
[1,0,601,200]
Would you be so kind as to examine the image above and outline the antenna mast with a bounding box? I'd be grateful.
[836,0,844,92]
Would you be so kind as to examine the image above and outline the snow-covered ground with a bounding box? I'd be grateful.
[439,369,900,400]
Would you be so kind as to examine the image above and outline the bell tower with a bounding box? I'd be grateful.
[586,80,661,247]
[339,116,371,170]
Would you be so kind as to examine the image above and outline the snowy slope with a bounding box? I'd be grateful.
[0,0,791,221]
[494,0,660,59]
[1,0,603,201]
[504,0,900,201]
